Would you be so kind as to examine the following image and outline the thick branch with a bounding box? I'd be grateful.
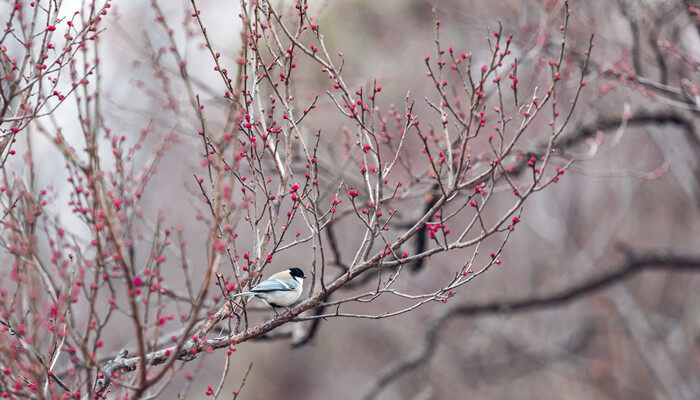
[91,257,384,396]
[555,109,698,151]
[361,249,700,400]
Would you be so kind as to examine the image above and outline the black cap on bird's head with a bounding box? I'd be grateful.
[288,267,305,279]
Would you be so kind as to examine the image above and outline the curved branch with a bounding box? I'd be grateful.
[361,249,700,400]
[555,109,698,151]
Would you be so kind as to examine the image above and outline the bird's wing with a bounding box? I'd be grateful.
[250,278,295,293]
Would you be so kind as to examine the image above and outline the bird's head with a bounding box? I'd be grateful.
[287,267,306,282]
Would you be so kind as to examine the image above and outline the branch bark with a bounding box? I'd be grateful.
[361,248,700,400]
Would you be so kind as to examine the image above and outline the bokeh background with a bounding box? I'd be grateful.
[5,0,699,399]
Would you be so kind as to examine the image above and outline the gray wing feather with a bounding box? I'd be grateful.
[250,278,293,293]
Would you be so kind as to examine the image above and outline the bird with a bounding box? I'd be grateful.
[230,268,306,309]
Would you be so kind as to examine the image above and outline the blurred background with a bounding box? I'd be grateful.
[5,0,699,399]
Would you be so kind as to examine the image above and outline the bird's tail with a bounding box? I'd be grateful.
[230,292,255,298]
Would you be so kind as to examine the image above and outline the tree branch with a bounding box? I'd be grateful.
[361,249,700,400]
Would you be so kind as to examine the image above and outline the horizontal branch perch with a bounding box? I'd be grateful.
[361,249,700,400]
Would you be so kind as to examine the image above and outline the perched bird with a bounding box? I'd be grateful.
[231,268,306,309]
